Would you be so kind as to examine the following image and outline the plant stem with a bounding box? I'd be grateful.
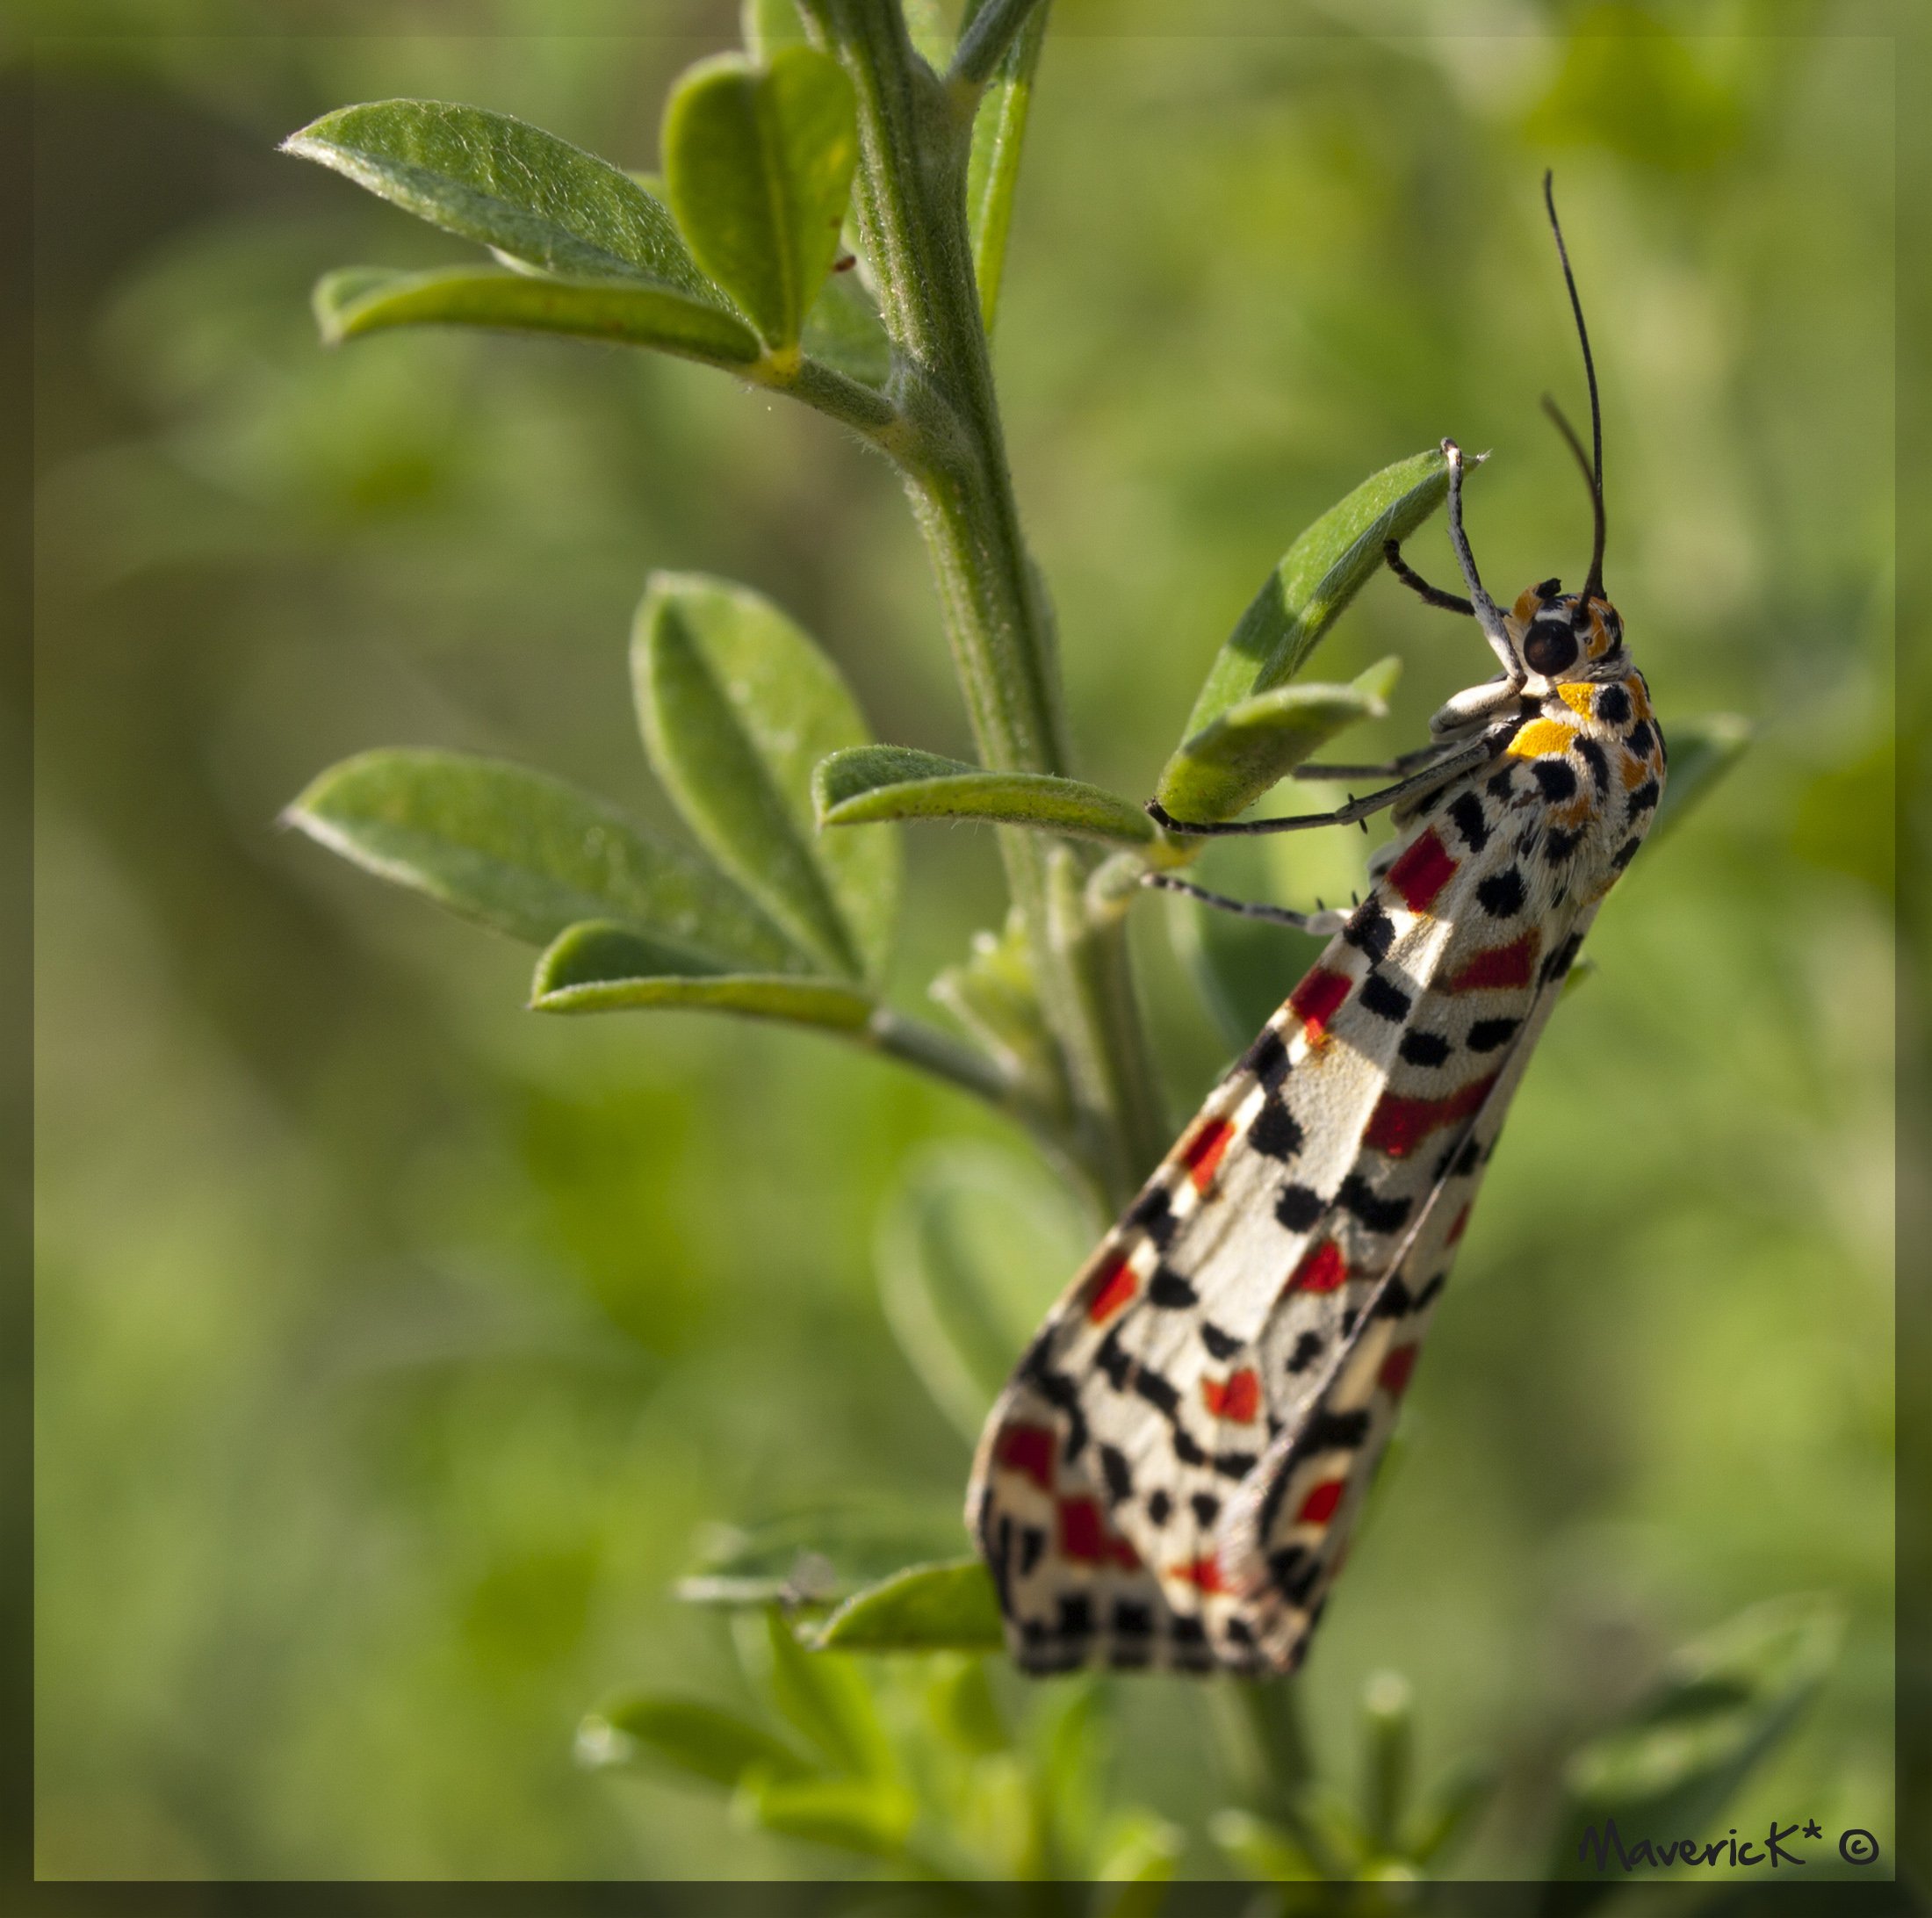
[865,1006,1014,1107]
[950,0,1049,90]
[798,0,1166,1208]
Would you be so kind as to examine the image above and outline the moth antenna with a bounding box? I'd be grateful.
[1542,171,1605,600]
[1539,395,1604,592]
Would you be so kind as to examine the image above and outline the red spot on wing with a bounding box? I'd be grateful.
[1445,1203,1470,1245]
[1378,1345,1419,1399]
[1288,966,1351,1037]
[1387,828,1459,912]
[1181,1117,1234,1192]
[1446,932,1539,992]
[1058,1496,1142,1569]
[1295,1479,1347,1526]
[1287,1239,1348,1294]
[995,1422,1056,1491]
[1086,1255,1137,1325]
[1170,1554,1226,1593]
[1201,1368,1261,1423]
[1365,1071,1498,1157]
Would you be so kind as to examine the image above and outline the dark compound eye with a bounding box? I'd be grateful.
[1522,619,1580,675]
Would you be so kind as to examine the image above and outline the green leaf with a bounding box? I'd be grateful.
[740,0,807,61]
[635,573,898,984]
[1209,1809,1323,1883]
[876,1143,1088,1442]
[662,47,858,355]
[737,1771,917,1858]
[530,922,874,1026]
[754,1608,893,1777]
[964,0,1049,332]
[311,263,761,365]
[800,267,892,388]
[577,1697,815,1788]
[1092,1808,1185,1900]
[283,99,723,297]
[285,749,800,966]
[929,911,1062,1109]
[816,745,1155,845]
[1402,1755,1496,1866]
[1360,1670,1413,1857]
[674,1505,970,1610]
[1156,654,1400,826]
[1549,1594,1842,1882]
[813,1559,1006,1654]
[1648,712,1751,847]
[923,1655,1008,1756]
[1171,448,1451,762]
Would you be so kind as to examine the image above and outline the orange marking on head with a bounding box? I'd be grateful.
[1511,587,1545,624]
[1181,1117,1234,1193]
[1295,1479,1347,1526]
[1509,718,1577,759]
[1086,1255,1137,1325]
[1201,1368,1261,1424]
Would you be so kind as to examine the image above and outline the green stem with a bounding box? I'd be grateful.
[950,0,1049,90]
[865,1006,1013,1107]
[798,0,1166,1208]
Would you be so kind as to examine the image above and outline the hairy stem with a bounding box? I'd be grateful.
[798,0,1165,1208]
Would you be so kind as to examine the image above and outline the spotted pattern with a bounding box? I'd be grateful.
[968,609,1665,1676]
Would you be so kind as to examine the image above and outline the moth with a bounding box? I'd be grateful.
[967,178,1667,1675]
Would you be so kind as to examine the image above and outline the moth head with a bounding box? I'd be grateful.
[1509,579,1623,680]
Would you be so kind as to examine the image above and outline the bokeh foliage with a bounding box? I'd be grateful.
[32,0,1893,1883]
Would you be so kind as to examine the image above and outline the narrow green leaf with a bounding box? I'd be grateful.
[816,745,1155,845]
[283,99,724,297]
[1648,712,1751,847]
[311,263,761,365]
[813,1559,1006,1654]
[760,1608,893,1778]
[964,0,1049,332]
[530,922,873,1025]
[800,268,892,388]
[635,573,898,984]
[1092,1808,1185,1896]
[674,1505,968,1610]
[1175,448,1452,749]
[1209,1809,1323,1883]
[923,1656,1008,1756]
[285,749,799,966]
[1402,1756,1496,1866]
[1156,655,1399,825]
[662,47,858,354]
[876,1143,1088,1443]
[577,1697,815,1787]
[1549,1594,1842,1881]
[929,912,1063,1112]
[738,1771,917,1858]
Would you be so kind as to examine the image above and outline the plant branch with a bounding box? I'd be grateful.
[865,1006,1015,1107]
[797,0,1167,1208]
[949,0,1049,90]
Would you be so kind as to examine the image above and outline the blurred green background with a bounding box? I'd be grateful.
[31,1,1894,1881]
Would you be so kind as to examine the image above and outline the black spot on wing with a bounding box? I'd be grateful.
[1626,777,1660,819]
[1399,1028,1452,1068]
[1575,735,1610,790]
[1127,1186,1178,1249]
[1466,1016,1519,1053]
[1057,1593,1094,1639]
[1477,868,1526,918]
[1596,682,1631,725]
[1336,1172,1411,1234]
[1241,1026,1289,1087]
[1275,1182,1326,1231]
[1448,790,1490,852]
[1531,759,1578,802]
[1249,1096,1304,1160]
[1286,1331,1323,1374]
[1611,836,1642,871]
[1545,826,1581,863]
[1200,1321,1243,1361]
[1486,763,1517,800]
[1112,1599,1154,1637]
[1626,719,1654,760]
[1100,1445,1133,1501]
[1359,972,1412,1022]
[1344,897,1395,963]
[1540,931,1584,985]
[1146,1489,1171,1527]
[1305,1407,1372,1451]
[1190,1491,1220,1527]
[1214,1450,1258,1481]
[1149,1266,1199,1309]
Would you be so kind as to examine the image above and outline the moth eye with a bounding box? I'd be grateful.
[1523,622,1580,675]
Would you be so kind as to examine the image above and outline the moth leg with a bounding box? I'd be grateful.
[1141,872,1347,934]
[1296,744,1454,781]
[1383,539,1474,616]
[1442,439,1521,679]
[1146,736,1493,839]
